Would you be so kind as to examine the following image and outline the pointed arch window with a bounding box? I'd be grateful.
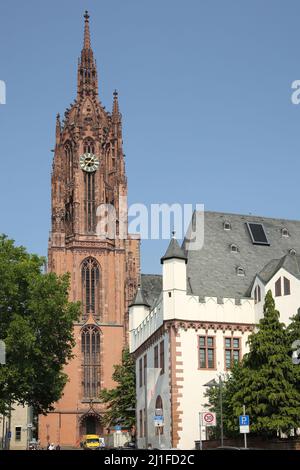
[84,172,96,232]
[84,138,95,155]
[81,258,100,320]
[254,285,261,304]
[81,326,101,398]
[65,142,73,182]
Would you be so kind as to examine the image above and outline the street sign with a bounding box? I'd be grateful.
[154,415,164,427]
[239,415,250,434]
[115,425,122,434]
[201,412,216,427]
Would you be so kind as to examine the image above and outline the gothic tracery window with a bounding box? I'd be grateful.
[65,142,73,182]
[81,325,101,398]
[84,172,96,232]
[81,257,100,320]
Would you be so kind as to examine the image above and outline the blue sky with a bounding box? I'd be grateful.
[1,0,300,274]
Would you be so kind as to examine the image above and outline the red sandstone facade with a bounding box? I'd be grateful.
[39,12,139,448]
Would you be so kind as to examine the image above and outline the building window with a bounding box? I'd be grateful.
[65,142,73,182]
[199,336,215,369]
[254,285,261,304]
[84,172,96,233]
[225,337,241,370]
[281,228,289,238]
[230,244,238,253]
[81,325,101,398]
[81,257,100,320]
[139,358,143,388]
[143,354,147,385]
[289,248,296,256]
[223,221,231,231]
[160,341,165,375]
[275,277,281,297]
[154,345,159,368]
[284,277,291,296]
[84,138,95,155]
[236,267,245,277]
[15,426,21,441]
[139,410,143,437]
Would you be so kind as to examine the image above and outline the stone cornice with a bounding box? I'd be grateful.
[132,319,255,357]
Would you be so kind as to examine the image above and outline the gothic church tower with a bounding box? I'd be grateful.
[39,12,140,446]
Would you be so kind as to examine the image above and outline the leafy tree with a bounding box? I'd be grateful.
[0,235,80,415]
[206,291,300,437]
[228,291,300,436]
[99,347,136,427]
[287,308,300,366]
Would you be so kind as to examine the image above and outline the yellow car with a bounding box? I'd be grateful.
[81,434,101,450]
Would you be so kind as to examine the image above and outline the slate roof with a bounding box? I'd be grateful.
[140,274,162,308]
[258,254,300,285]
[160,237,187,264]
[129,286,150,308]
[183,211,300,300]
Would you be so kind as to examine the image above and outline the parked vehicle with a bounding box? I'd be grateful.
[81,434,103,450]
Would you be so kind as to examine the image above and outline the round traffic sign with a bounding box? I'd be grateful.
[203,412,214,423]
[201,411,216,426]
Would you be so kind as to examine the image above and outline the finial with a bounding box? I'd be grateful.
[172,230,176,239]
[83,10,91,49]
[113,89,118,98]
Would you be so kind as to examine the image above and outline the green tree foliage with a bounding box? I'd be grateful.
[0,235,80,415]
[99,348,136,427]
[206,290,300,437]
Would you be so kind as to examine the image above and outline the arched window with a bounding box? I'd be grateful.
[254,285,261,304]
[84,138,95,154]
[81,326,101,398]
[81,258,100,320]
[84,172,96,232]
[64,142,73,182]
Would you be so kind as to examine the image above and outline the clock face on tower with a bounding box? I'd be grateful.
[79,153,100,172]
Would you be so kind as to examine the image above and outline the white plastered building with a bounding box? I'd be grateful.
[129,211,300,449]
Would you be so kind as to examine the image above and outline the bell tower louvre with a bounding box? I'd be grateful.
[39,11,140,447]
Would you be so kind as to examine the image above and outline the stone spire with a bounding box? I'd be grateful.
[77,11,98,99]
[83,10,91,50]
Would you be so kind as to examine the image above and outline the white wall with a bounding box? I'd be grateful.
[135,333,171,449]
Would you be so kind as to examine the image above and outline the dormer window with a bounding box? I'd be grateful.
[281,228,289,238]
[223,221,231,231]
[230,244,239,253]
[289,248,296,256]
[236,267,245,277]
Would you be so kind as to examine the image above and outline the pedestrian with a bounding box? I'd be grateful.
[56,444,61,450]
[48,442,55,450]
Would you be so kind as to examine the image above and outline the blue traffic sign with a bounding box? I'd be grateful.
[239,415,249,426]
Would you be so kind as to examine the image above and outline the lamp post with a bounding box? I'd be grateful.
[203,376,224,447]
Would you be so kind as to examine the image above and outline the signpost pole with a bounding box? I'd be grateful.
[199,413,202,451]
[243,405,247,449]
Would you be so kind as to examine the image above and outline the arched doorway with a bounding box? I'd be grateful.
[79,413,103,437]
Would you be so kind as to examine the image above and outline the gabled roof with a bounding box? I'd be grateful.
[160,237,187,264]
[257,253,300,285]
[184,211,300,300]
